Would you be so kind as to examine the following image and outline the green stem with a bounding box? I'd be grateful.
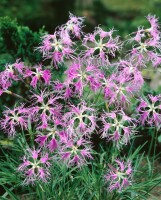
[94,88,102,105]
[5,90,30,103]
[152,128,158,169]
[148,129,155,157]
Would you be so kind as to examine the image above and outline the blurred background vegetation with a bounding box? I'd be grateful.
[0,0,161,63]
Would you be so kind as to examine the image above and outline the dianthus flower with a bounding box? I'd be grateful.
[0,73,11,95]
[53,80,74,99]
[30,90,62,129]
[130,15,161,67]
[117,60,144,90]
[61,12,84,38]
[24,64,51,88]
[83,27,121,64]
[0,104,29,136]
[18,148,50,184]
[105,159,132,192]
[101,110,136,147]
[102,74,135,106]
[63,102,96,135]
[66,59,104,96]
[59,132,93,167]
[0,60,26,95]
[35,119,63,152]
[38,30,74,66]
[137,94,161,127]
[3,60,26,80]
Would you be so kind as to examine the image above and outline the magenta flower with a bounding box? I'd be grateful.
[66,60,104,96]
[0,72,12,96]
[35,119,63,152]
[0,60,26,95]
[117,60,144,90]
[30,90,62,129]
[137,95,161,127]
[24,64,51,88]
[83,27,121,64]
[129,15,161,67]
[101,110,136,148]
[59,133,93,167]
[102,74,135,106]
[53,80,74,99]
[62,12,84,38]
[63,102,96,135]
[38,31,74,66]
[105,159,132,192]
[0,104,29,136]
[18,148,50,184]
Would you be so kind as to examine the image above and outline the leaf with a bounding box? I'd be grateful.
[157,134,161,143]
[2,185,19,200]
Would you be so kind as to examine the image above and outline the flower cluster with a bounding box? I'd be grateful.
[0,13,160,191]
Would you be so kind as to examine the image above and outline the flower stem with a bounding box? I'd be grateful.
[5,90,29,103]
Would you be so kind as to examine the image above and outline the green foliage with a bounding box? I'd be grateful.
[0,137,161,199]
[0,16,45,65]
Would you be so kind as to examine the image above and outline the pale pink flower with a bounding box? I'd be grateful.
[105,159,132,192]
[63,102,96,135]
[83,27,121,64]
[59,133,93,167]
[117,60,144,90]
[103,74,135,106]
[66,59,104,96]
[18,148,50,184]
[62,12,84,38]
[24,64,51,88]
[137,95,161,127]
[0,104,29,136]
[129,15,161,67]
[37,31,74,66]
[101,110,136,148]
[30,90,62,129]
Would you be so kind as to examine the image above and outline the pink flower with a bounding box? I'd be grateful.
[117,60,144,90]
[101,110,136,148]
[62,12,84,38]
[59,133,93,167]
[102,73,135,106]
[63,102,96,135]
[24,64,51,88]
[0,104,29,136]
[30,90,62,129]
[105,159,132,192]
[83,27,121,64]
[37,31,74,66]
[0,72,12,96]
[35,119,63,152]
[137,95,161,127]
[129,15,161,68]
[18,148,50,184]
[66,59,104,96]
[0,60,26,95]
[53,80,74,99]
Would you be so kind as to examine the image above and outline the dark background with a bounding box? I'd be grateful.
[1,0,161,35]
